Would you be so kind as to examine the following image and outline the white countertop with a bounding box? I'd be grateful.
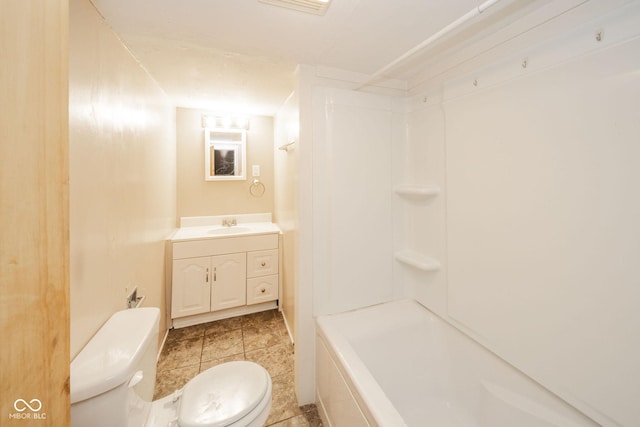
[170,222,281,242]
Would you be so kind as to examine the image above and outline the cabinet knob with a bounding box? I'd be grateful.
[261,261,266,267]
[261,288,266,293]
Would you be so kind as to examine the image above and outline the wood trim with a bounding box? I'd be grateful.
[0,1,70,425]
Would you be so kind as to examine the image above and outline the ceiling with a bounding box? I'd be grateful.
[89,0,503,115]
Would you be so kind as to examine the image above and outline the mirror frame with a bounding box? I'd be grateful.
[204,127,247,181]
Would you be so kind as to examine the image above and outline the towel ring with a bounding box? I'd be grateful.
[250,179,265,197]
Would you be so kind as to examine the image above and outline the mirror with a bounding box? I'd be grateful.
[205,128,246,181]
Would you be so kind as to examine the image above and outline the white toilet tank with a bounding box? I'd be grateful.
[70,307,160,427]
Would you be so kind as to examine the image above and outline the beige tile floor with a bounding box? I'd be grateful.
[154,309,322,427]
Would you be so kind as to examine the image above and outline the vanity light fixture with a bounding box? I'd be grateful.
[201,115,250,130]
[258,0,332,16]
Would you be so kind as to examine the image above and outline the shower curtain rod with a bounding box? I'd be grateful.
[355,0,503,90]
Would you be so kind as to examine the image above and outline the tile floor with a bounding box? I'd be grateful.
[154,309,323,427]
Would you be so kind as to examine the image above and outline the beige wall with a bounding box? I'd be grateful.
[1,1,70,424]
[176,108,274,221]
[69,0,176,358]
[273,92,299,341]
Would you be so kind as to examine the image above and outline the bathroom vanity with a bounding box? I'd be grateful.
[167,214,281,328]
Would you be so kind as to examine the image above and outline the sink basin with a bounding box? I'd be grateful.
[171,220,281,242]
[207,226,252,235]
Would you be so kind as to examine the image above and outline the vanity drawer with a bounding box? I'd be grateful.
[246,275,278,305]
[246,249,278,278]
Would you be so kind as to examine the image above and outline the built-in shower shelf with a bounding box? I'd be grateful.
[394,185,440,199]
[395,250,441,271]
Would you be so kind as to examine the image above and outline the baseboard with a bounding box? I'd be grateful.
[157,328,169,363]
[281,309,295,345]
[316,389,332,427]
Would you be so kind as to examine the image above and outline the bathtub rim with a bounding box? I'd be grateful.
[316,301,416,427]
[315,298,601,427]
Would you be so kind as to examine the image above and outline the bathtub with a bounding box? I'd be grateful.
[315,300,598,427]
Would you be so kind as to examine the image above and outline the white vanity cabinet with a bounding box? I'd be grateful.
[170,232,279,328]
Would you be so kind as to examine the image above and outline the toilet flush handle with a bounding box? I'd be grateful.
[128,371,144,388]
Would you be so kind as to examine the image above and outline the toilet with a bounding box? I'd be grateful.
[70,307,272,427]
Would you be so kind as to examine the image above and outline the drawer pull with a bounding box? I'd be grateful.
[261,288,266,293]
[261,261,266,267]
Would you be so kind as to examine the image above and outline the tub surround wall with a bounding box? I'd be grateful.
[292,64,407,404]
[392,97,447,317]
[69,0,176,358]
[176,108,274,221]
[441,11,640,425]
[302,2,639,425]
[398,3,639,426]
[311,88,399,316]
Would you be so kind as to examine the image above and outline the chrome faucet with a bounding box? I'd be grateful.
[222,217,237,227]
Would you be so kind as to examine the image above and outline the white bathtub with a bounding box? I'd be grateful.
[315,300,598,427]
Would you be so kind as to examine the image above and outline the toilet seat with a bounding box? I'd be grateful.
[178,361,271,427]
[70,308,273,427]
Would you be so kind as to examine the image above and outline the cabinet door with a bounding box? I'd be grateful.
[246,274,279,305]
[210,253,246,311]
[172,257,211,318]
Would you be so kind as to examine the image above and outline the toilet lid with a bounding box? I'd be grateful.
[179,361,270,427]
